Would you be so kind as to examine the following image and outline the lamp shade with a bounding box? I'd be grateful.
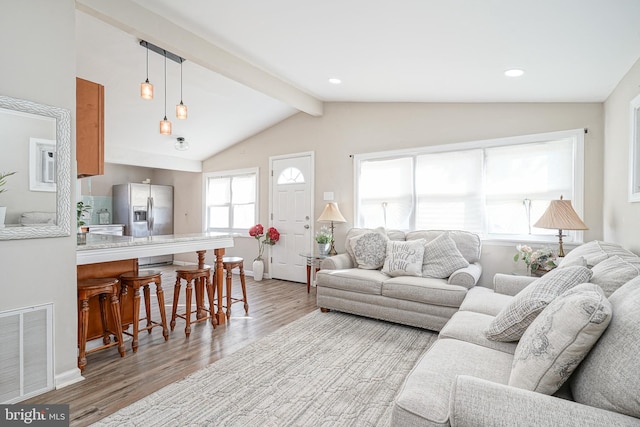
[533,197,588,231]
[317,202,347,223]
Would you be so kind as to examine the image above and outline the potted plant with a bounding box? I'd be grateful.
[0,171,16,228]
[248,223,280,281]
[76,201,91,244]
[514,244,558,276]
[315,226,332,255]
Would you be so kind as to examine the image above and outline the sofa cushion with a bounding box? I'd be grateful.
[406,230,481,263]
[348,230,389,269]
[559,240,635,268]
[509,283,612,395]
[392,339,513,427]
[570,276,640,418]
[382,239,425,277]
[314,269,388,295]
[484,266,593,342]
[589,255,640,297]
[382,277,468,307]
[459,286,513,316]
[440,311,517,354]
[421,234,470,279]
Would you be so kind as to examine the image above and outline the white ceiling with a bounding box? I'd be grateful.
[75,0,640,171]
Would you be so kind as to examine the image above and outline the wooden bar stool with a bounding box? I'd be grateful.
[119,270,169,352]
[219,256,248,320]
[170,265,216,337]
[77,278,126,372]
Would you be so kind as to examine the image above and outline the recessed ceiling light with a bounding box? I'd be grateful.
[328,78,342,85]
[504,69,525,77]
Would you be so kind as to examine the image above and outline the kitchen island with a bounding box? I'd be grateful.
[77,232,235,338]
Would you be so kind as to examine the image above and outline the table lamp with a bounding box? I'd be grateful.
[317,202,347,255]
[533,196,588,257]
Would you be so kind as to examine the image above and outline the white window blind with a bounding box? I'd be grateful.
[354,129,584,242]
[204,168,257,233]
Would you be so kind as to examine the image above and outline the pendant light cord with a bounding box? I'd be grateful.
[180,60,183,102]
[145,45,149,81]
[163,50,167,119]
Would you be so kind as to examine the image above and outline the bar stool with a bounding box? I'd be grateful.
[77,277,126,372]
[119,270,169,352]
[171,265,216,337]
[219,256,249,320]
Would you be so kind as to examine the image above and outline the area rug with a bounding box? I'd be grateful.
[93,310,437,426]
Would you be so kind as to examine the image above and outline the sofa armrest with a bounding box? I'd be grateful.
[493,273,537,296]
[320,253,354,270]
[448,262,482,289]
[449,376,640,427]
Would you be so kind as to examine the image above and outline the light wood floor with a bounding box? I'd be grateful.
[25,265,318,426]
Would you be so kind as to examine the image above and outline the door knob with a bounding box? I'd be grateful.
[304,224,310,229]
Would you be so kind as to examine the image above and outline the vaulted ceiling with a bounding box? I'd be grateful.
[75,0,640,171]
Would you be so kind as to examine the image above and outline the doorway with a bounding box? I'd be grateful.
[269,152,314,283]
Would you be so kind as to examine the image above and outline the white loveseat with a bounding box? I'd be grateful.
[316,228,482,332]
[392,240,640,426]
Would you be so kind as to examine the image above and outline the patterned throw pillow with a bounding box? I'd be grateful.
[484,265,593,342]
[422,234,469,279]
[349,231,389,269]
[382,239,426,277]
[509,283,612,395]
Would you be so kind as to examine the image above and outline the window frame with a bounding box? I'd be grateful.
[353,129,585,244]
[203,167,259,234]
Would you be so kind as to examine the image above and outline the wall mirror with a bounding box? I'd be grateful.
[629,93,640,202]
[0,95,71,240]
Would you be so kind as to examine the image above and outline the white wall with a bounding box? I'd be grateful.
[203,102,604,285]
[603,57,640,252]
[0,1,78,386]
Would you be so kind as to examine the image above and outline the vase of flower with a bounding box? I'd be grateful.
[249,223,280,282]
[514,244,557,276]
[315,226,332,256]
[253,258,264,281]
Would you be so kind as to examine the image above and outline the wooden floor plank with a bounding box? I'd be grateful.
[25,265,318,426]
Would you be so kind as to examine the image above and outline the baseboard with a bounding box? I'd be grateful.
[55,368,84,389]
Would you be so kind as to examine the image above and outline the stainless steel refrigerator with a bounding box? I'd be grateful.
[113,183,174,266]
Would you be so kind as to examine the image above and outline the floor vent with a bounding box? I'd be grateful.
[0,303,54,403]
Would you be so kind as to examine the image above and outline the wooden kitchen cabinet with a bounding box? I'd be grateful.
[76,77,104,177]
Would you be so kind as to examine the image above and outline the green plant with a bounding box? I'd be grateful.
[77,201,91,228]
[514,244,557,272]
[0,171,16,195]
[315,226,332,244]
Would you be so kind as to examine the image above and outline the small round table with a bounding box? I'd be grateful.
[299,252,330,293]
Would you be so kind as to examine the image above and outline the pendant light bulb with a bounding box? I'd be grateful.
[176,59,188,119]
[140,44,153,100]
[160,51,171,135]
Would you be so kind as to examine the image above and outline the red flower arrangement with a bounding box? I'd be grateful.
[249,224,280,260]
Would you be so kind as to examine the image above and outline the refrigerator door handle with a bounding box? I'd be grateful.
[147,196,154,234]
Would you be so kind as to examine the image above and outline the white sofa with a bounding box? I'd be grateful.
[316,228,482,332]
[392,240,640,426]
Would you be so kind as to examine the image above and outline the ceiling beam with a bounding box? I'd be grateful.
[76,0,323,117]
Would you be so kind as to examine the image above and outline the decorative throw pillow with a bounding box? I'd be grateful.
[422,234,469,279]
[509,283,612,395]
[382,239,426,277]
[570,276,640,418]
[349,231,389,269]
[484,265,593,342]
[590,255,640,297]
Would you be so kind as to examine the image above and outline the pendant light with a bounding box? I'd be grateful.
[176,59,188,119]
[159,51,172,135]
[140,43,153,100]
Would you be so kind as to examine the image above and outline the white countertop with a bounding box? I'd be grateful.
[76,232,235,265]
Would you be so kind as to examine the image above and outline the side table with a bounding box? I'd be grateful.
[299,252,329,293]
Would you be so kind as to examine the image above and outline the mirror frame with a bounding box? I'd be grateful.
[0,95,71,240]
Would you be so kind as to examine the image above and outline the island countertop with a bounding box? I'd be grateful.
[76,232,235,265]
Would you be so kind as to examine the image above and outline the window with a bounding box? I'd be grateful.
[355,129,584,242]
[204,168,257,233]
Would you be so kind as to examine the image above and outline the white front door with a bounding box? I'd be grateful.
[269,153,314,283]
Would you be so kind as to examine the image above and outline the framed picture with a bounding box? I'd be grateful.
[29,137,56,192]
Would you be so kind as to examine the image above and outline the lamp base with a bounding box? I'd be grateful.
[557,230,565,258]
